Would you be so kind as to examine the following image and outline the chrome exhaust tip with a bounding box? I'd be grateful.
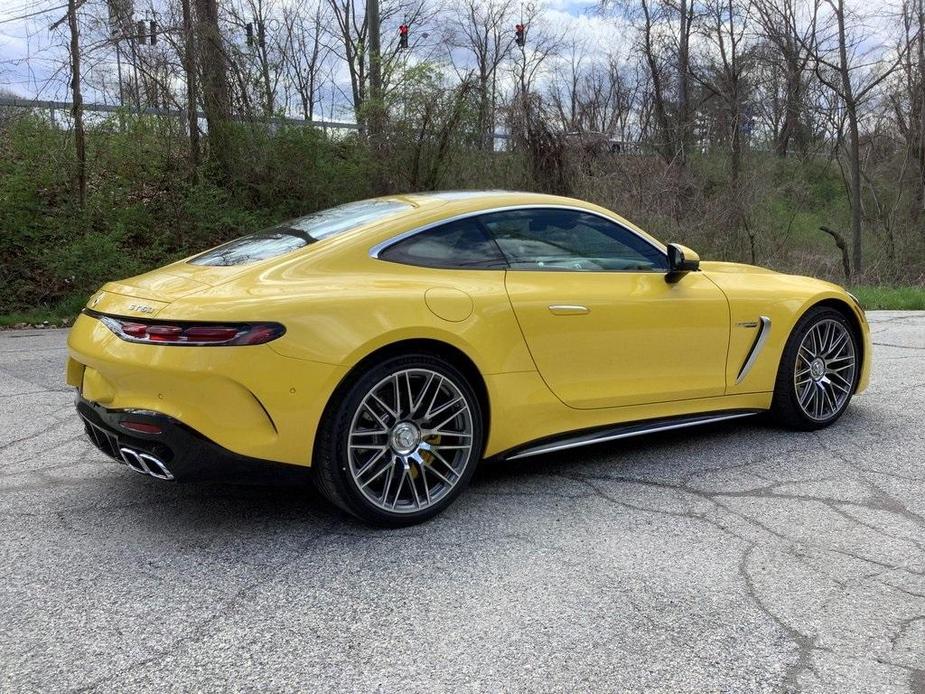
[118,447,174,481]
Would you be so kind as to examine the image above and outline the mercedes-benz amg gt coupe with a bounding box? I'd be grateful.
[67,191,870,525]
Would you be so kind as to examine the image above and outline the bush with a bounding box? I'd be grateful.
[1,102,922,320]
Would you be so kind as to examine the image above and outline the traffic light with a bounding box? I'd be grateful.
[515,23,525,47]
[149,20,157,45]
[246,22,253,46]
[399,24,409,49]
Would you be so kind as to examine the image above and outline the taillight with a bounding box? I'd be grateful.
[145,325,184,342]
[92,312,285,346]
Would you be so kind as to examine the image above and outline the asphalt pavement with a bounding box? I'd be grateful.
[1,311,923,693]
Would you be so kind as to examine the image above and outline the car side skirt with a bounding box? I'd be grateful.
[497,409,761,461]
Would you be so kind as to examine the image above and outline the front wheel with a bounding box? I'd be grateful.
[770,306,860,430]
[313,354,484,526]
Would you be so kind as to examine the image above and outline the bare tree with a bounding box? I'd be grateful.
[67,0,87,206]
[547,50,641,141]
[509,6,562,98]
[694,0,752,183]
[808,0,909,275]
[194,0,235,176]
[447,0,516,149]
[548,36,586,131]
[181,0,201,174]
[326,0,434,124]
[893,0,925,213]
[751,0,817,156]
[282,0,330,120]
[677,0,695,161]
[627,0,680,159]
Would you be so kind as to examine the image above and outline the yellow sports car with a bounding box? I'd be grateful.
[67,191,870,525]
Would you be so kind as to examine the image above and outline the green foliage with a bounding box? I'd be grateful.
[0,113,375,315]
[0,102,922,322]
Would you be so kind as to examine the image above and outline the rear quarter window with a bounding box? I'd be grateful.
[189,232,310,266]
[190,199,413,266]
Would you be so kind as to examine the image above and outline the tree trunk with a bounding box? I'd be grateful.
[478,70,491,150]
[835,0,863,274]
[181,0,200,179]
[367,0,383,141]
[67,0,86,207]
[641,0,674,160]
[193,0,234,179]
[776,57,801,157]
[917,0,925,213]
[820,225,852,280]
[677,0,691,164]
[846,108,863,273]
[258,25,274,116]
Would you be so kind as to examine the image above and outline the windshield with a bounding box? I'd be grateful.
[189,199,413,267]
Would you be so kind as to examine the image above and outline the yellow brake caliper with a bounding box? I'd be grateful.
[410,434,440,480]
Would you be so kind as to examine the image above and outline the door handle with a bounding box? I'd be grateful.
[548,304,590,315]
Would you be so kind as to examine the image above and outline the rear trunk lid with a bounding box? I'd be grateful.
[90,260,254,317]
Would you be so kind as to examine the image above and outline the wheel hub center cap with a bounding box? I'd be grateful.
[390,421,422,455]
[810,358,826,381]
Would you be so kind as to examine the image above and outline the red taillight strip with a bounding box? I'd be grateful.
[86,310,285,346]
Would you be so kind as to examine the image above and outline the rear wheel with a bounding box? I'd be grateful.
[313,354,484,526]
[770,306,859,430]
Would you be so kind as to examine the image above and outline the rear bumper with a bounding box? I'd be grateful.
[67,312,348,466]
[77,396,310,482]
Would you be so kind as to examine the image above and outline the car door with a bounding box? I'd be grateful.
[482,207,730,409]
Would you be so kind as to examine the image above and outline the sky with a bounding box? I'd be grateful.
[0,0,901,116]
[0,0,617,112]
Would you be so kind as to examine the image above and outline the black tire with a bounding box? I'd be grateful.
[770,306,860,430]
[312,353,484,526]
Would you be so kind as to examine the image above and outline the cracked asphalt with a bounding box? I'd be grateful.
[1,311,923,693]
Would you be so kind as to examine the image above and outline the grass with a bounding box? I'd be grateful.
[849,285,925,311]
[0,312,72,328]
[3,284,923,329]
[0,295,87,328]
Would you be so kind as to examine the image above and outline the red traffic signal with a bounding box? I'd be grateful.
[515,23,525,47]
[399,24,409,49]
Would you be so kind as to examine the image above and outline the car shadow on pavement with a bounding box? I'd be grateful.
[90,416,800,538]
[93,400,886,540]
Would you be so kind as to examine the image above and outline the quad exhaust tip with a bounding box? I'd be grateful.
[118,446,174,480]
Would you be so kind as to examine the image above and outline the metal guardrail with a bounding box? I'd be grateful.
[0,96,524,141]
[0,95,363,131]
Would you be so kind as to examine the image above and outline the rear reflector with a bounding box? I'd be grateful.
[119,420,164,434]
[91,312,285,346]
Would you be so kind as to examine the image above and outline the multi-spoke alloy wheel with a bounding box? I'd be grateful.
[793,318,856,421]
[313,355,483,525]
[772,307,860,430]
[348,368,474,513]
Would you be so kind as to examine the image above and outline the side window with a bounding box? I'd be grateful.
[378,219,507,269]
[480,208,668,272]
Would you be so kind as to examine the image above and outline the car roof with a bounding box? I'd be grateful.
[393,190,565,207]
[297,190,666,262]
[384,190,625,218]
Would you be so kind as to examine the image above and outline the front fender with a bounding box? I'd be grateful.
[705,270,870,395]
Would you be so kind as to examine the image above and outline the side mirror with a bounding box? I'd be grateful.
[666,243,700,282]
